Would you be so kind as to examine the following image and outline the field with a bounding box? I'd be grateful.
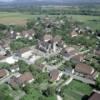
[0,12,34,25]
[67,15,100,30]
[0,12,99,30]
[62,80,92,100]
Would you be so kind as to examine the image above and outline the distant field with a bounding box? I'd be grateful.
[67,15,100,30]
[0,12,34,25]
[0,12,99,30]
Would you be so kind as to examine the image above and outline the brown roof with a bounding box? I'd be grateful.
[43,34,53,42]
[0,69,7,78]
[22,31,28,36]
[19,47,31,54]
[64,47,75,53]
[94,49,100,56]
[17,72,33,85]
[0,55,7,60]
[27,29,35,35]
[50,69,59,81]
[72,54,85,62]
[54,35,62,42]
[36,64,45,70]
[22,29,35,36]
[88,92,100,100]
[70,31,78,37]
[9,76,18,88]
[75,63,94,75]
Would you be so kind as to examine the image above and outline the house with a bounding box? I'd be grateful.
[0,45,7,56]
[71,54,85,63]
[94,49,100,56]
[16,32,22,39]
[16,72,34,87]
[0,69,8,79]
[0,39,10,50]
[49,69,63,82]
[37,34,63,53]
[14,47,33,59]
[8,76,19,88]
[74,63,98,79]
[8,30,16,39]
[53,35,63,52]
[88,92,100,100]
[36,64,46,72]
[22,29,35,40]
[9,72,34,87]
[37,40,52,53]
[70,30,78,37]
[8,29,35,40]
[0,46,15,64]
[37,34,53,53]
[61,47,78,58]
[53,35,62,45]
[43,34,53,42]
[0,56,18,64]
[9,65,19,73]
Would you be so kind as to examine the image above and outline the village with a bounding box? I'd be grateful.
[0,16,100,100]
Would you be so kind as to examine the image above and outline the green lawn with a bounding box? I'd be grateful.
[62,80,92,100]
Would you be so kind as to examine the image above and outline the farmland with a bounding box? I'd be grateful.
[0,12,99,30]
[0,12,34,25]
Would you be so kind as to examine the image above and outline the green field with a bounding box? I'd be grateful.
[0,12,99,30]
[62,80,92,100]
[67,15,100,30]
[0,12,34,25]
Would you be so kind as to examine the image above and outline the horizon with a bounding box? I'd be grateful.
[0,0,100,3]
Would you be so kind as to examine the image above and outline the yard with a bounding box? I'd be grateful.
[62,80,92,100]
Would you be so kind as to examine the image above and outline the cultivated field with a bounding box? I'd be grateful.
[0,12,99,30]
[0,12,34,25]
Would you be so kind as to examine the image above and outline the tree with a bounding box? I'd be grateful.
[0,24,7,30]
[0,63,10,69]
[10,40,26,51]
[18,60,29,73]
[96,75,100,90]
[21,84,42,100]
[42,86,55,97]
[26,19,36,29]
[0,84,13,100]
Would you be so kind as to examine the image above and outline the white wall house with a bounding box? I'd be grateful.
[0,56,18,64]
